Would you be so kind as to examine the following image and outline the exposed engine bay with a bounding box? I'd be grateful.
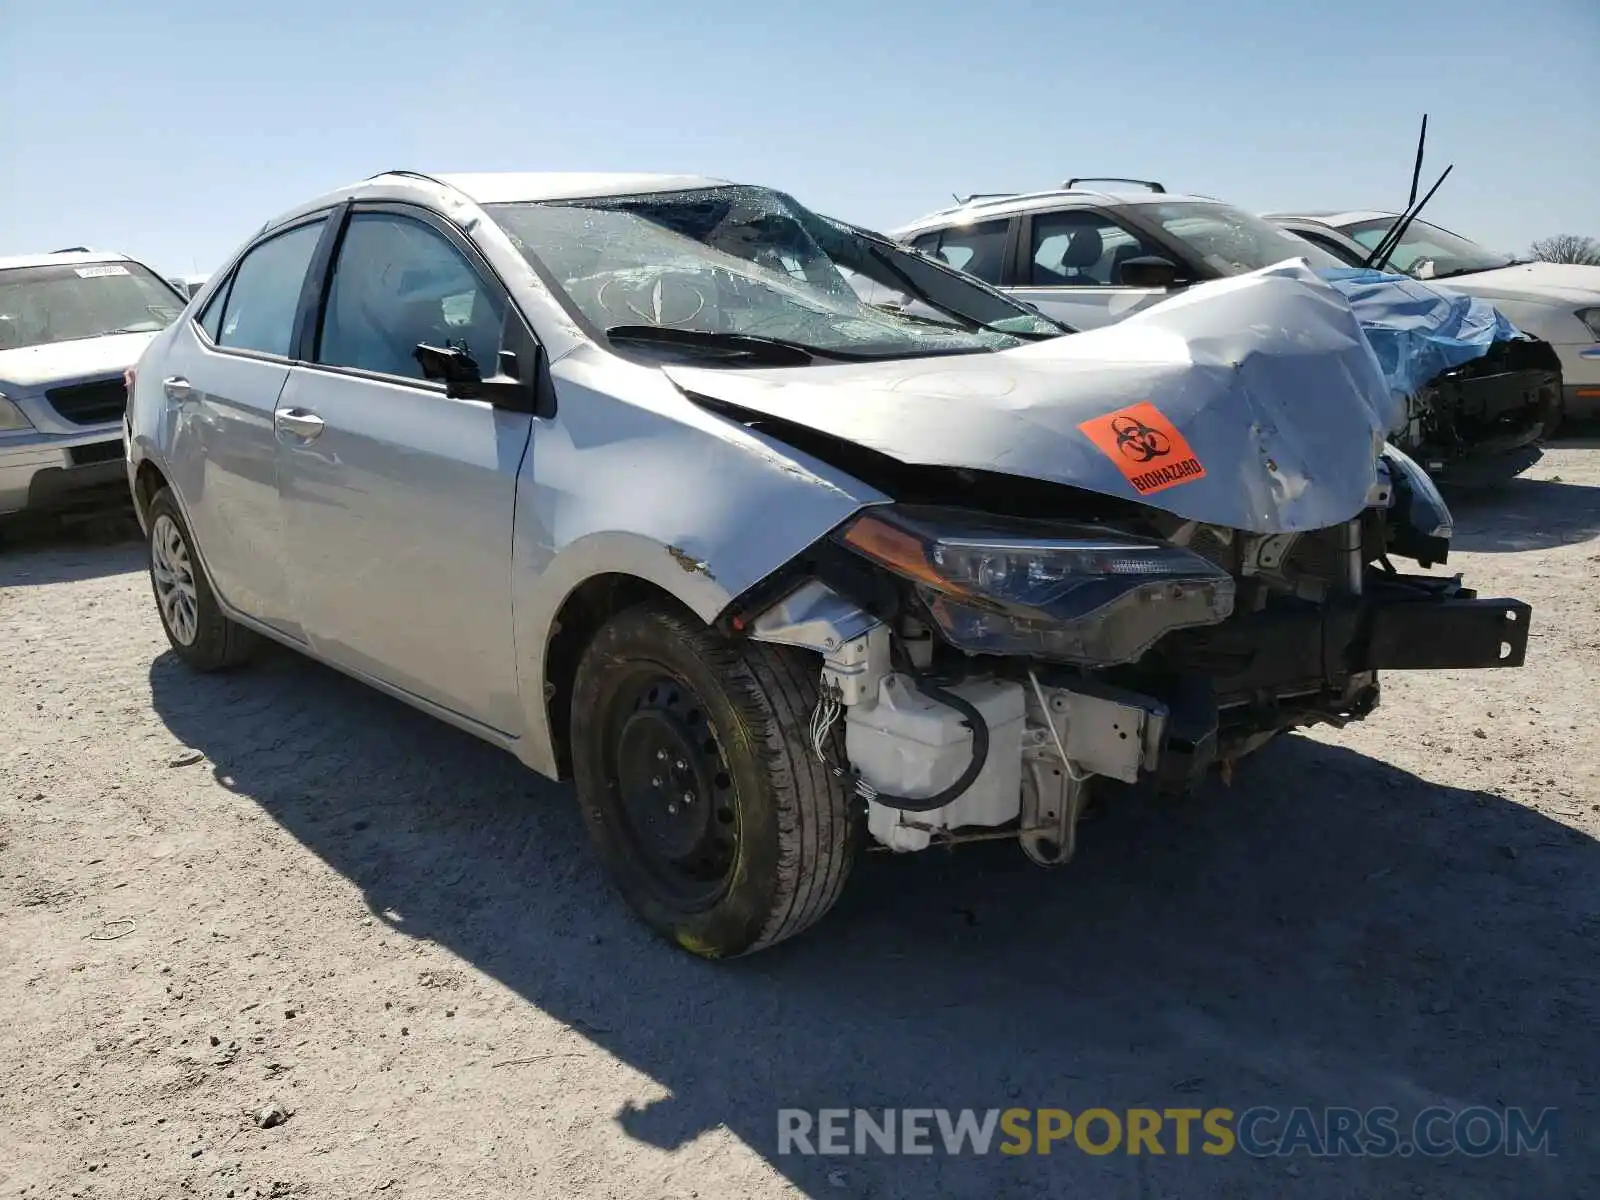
[732,445,1530,864]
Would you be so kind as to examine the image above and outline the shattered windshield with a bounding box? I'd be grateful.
[487,187,1063,364]
[1339,217,1517,279]
[1131,201,1347,275]
[0,261,186,351]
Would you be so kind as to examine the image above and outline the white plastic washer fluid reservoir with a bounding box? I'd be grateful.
[847,675,1026,851]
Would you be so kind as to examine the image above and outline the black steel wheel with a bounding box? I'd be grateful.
[570,601,857,958]
[609,671,741,910]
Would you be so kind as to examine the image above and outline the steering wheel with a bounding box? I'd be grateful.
[593,266,711,329]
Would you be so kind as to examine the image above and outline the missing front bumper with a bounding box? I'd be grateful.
[1363,593,1531,669]
[1131,576,1532,785]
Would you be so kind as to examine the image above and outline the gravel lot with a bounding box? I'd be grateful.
[2,444,1597,1200]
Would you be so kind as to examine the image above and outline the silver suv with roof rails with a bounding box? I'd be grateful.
[888,178,1313,332]
[0,248,188,524]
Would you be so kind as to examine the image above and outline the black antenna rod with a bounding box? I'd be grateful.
[1366,164,1453,272]
[1407,114,1428,209]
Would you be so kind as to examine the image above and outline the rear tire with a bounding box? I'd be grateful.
[146,487,256,671]
[570,601,857,958]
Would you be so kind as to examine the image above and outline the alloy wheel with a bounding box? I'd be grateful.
[150,513,199,646]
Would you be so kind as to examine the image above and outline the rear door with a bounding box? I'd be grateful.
[274,204,534,734]
[1007,207,1175,330]
[158,214,332,637]
[907,217,1016,289]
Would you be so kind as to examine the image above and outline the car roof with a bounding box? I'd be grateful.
[1264,210,1395,228]
[428,171,731,204]
[0,249,134,272]
[259,170,740,239]
[891,188,1226,237]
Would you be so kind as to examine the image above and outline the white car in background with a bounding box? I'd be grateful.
[1269,212,1600,424]
[0,249,188,525]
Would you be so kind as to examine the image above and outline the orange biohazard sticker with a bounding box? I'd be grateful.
[1078,401,1207,495]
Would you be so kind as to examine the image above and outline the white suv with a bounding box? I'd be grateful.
[0,249,188,524]
[889,180,1349,332]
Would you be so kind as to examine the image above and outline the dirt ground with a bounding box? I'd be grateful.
[2,444,1597,1200]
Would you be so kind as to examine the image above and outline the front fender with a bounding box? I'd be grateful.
[510,348,886,777]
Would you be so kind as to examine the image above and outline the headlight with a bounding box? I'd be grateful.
[0,392,34,432]
[1381,443,1452,539]
[1577,308,1600,341]
[833,505,1235,666]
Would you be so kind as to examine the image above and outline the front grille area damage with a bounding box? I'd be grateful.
[1406,336,1562,468]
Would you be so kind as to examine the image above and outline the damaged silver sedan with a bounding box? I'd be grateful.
[124,172,1532,958]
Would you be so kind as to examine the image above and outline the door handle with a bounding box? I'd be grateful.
[274,407,325,440]
[163,376,193,401]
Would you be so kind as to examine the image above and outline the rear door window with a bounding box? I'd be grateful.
[912,220,1010,285]
[207,220,326,357]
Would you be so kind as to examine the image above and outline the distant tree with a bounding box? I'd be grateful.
[1529,234,1600,265]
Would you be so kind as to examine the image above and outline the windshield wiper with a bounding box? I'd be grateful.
[605,325,824,365]
[862,245,1063,340]
[605,324,988,366]
[45,327,151,344]
[1433,262,1516,280]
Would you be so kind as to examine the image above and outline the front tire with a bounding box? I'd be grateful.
[570,602,857,958]
[146,487,256,671]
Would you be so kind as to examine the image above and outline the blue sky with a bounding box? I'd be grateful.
[2,0,1595,276]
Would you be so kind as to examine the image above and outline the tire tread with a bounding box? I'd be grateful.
[572,601,857,956]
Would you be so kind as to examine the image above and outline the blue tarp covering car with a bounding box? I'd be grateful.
[1317,267,1522,404]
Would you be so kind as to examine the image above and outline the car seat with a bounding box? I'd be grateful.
[1054,227,1104,284]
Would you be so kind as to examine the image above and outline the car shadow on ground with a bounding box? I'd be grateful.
[0,507,143,585]
[149,646,1597,1199]
[1447,475,1600,553]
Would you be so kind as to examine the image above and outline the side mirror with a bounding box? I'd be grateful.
[414,343,537,412]
[1117,256,1186,289]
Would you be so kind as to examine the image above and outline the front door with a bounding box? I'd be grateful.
[275,206,533,734]
[1006,208,1174,331]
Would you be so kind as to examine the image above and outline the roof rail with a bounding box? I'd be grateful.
[1063,177,1166,193]
[366,169,450,187]
[51,245,93,253]
[954,191,1020,205]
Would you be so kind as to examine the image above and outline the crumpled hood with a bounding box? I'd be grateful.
[666,261,1398,535]
[0,331,156,391]
[1431,262,1600,308]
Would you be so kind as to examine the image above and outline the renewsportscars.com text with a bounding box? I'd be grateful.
[777,1106,1557,1158]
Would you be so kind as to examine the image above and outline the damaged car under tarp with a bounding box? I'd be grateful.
[127,172,1533,957]
[1317,266,1563,479]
